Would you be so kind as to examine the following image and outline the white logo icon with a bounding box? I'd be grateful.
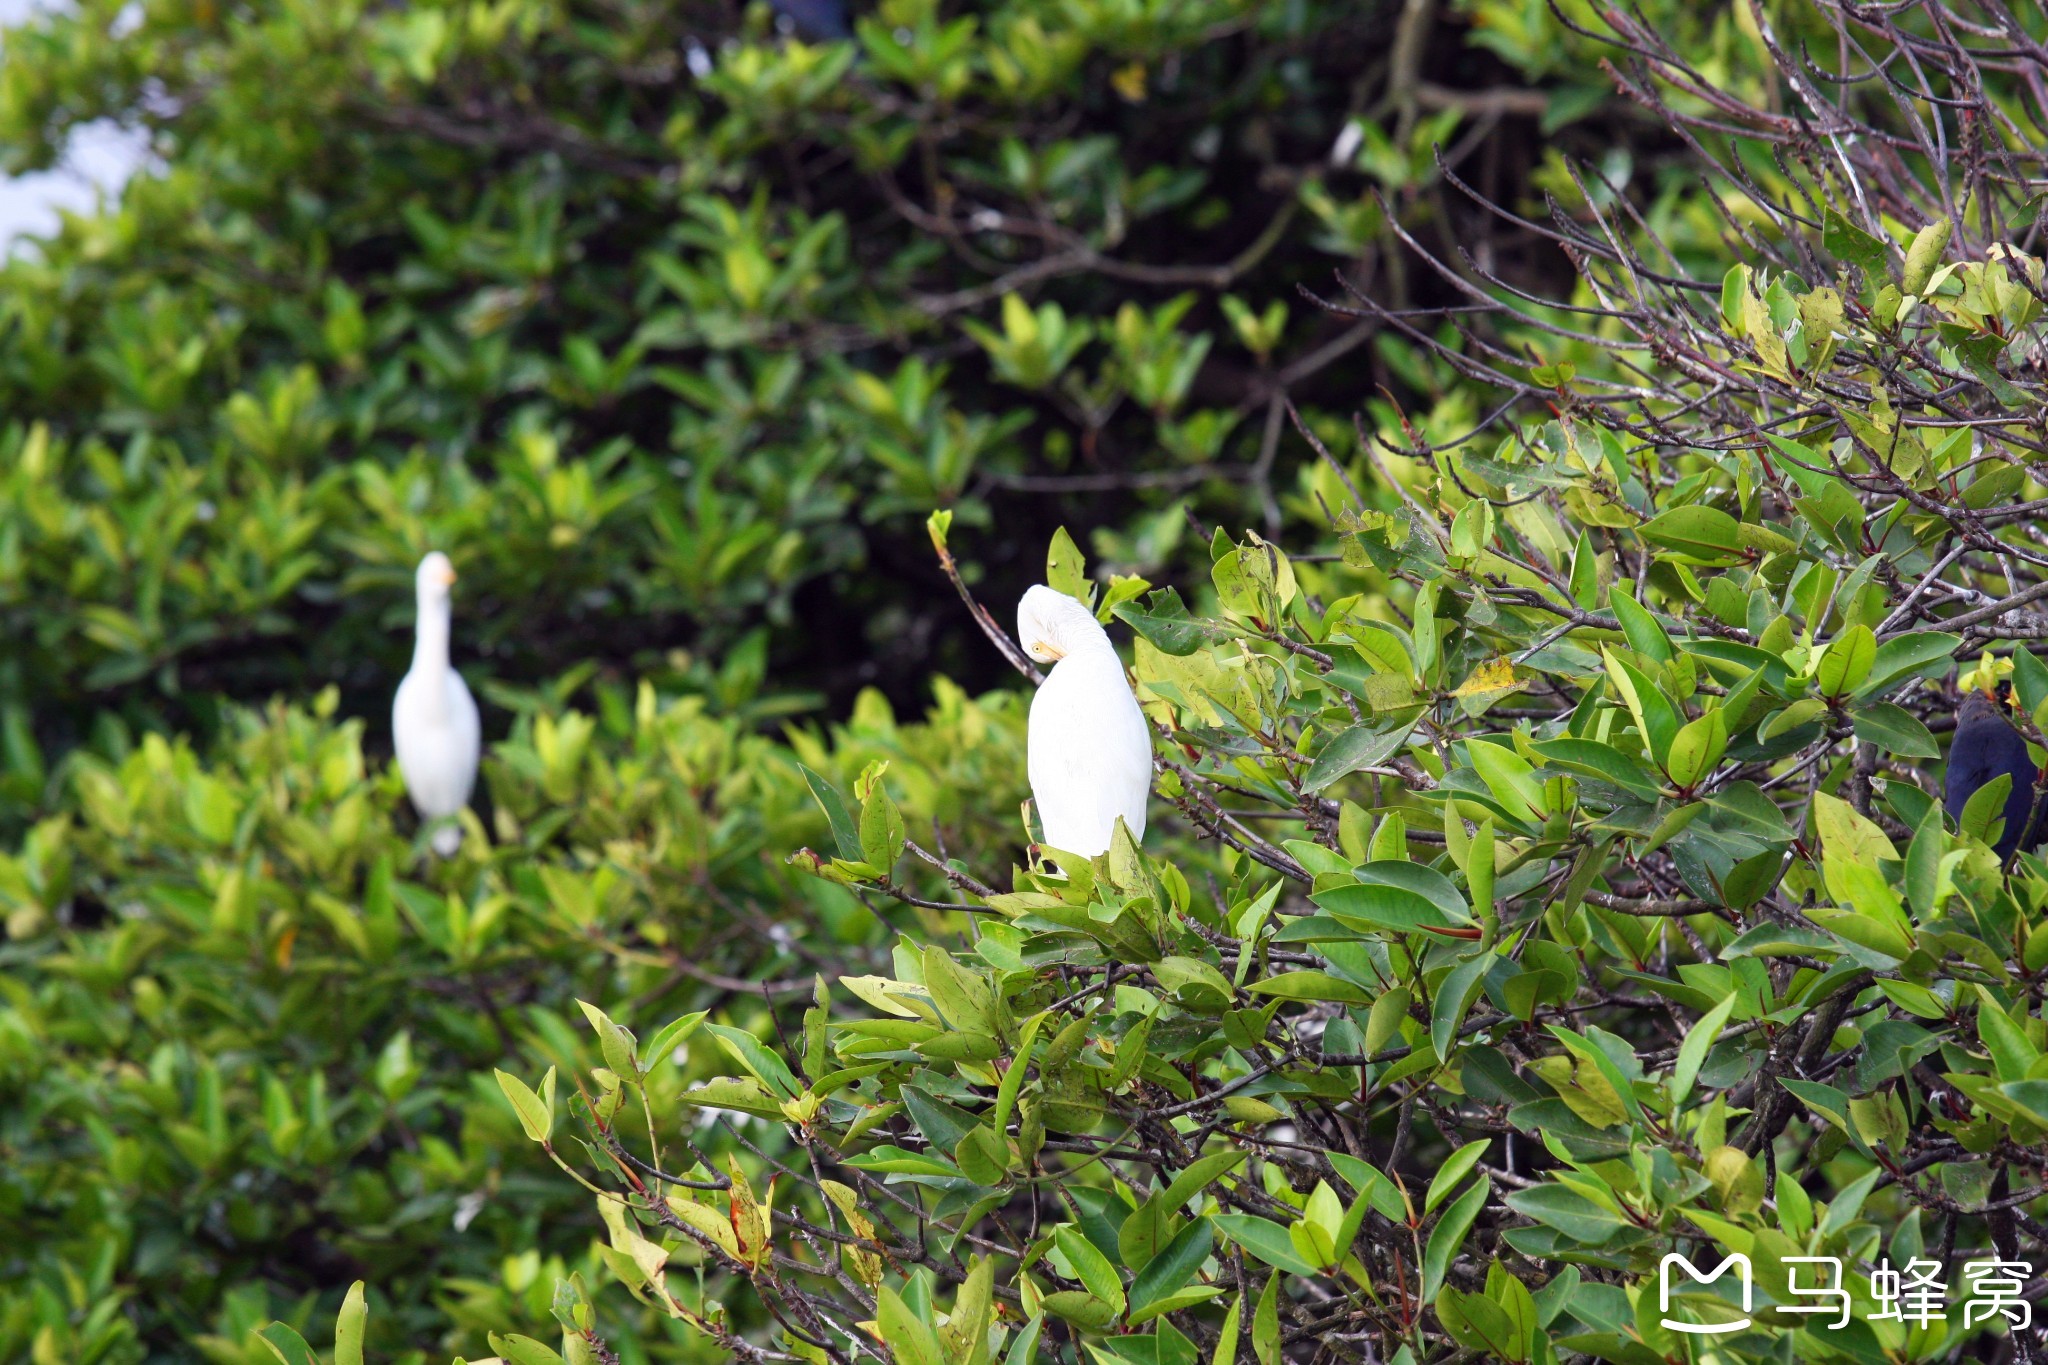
[1659,1252,1753,1334]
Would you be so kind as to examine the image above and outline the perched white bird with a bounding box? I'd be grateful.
[1018,585,1152,857]
[393,552,481,857]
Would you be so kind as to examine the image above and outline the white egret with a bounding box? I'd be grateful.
[1018,585,1152,856]
[393,552,481,856]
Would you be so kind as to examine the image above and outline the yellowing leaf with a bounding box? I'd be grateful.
[667,1193,741,1259]
[1813,792,1898,906]
[1528,1055,1628,1129]
[1452,657,1521,699]
[820,1180,883,1288]
[728,1157,769,1269]
[838,975,936,1021]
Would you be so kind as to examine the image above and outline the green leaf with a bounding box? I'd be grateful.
[1449,499,1494,559]
[1129,1217,1213,1314]
[1245,971,1375,1005]
[843,1144,960,1177]
[643,1011,710,1069]
[877,1286,945,1365]
[1464,817,1495,926]
[1502,1183,1624,1245]
[1351,863,1466,916]
[2013,646,2048,716]
[1047,527,1091,606]
[1874,979,1946,1021]
[1548,1025,1647,1130]
[1422,1176,1489,1299]
[1978,1002,2040,1083]
[992,1012,1045,1137]
[1824,207,1891,277]
[1635,506,1744,561]
[1118,1196,1175,1272]
[336,1282,367,1365]
[955,1124,1011,1185]
[494,1068,555,1142]
[2000,1080,2048,1125]
[1530,738,1664,800]
[1211,1296,1242,1365]
[901,1085,979,1151]
[1009,1316,1046,1365]
[1328,1153,1405,1222]
[861,779,906,873]
[1718,849,1785,910]
[1602,648,1680,767]
[1303,722,1415,793]
[1158,1148,1248,1212]
[921,946,994,1034]
[800,764,864,861]
[1114,588,1205,656]
[1901,217,1952,296]
[1760,697,1827,742]
[1812,790,1898,867]
[1902,800,1944,917]
[1859,632,1960,697]
[1815,625,1876,699]
[255,1324,317,1365]
[1604,590,1671,666]
[677,1076,787,1119]
[1465,740,1545,824]
[1851,702,1938,758]
[1439,1287,1520,1360]
[1663,709,1726,788]
[1961,773,2014,844]
[1424,1139,1489,1216]
[1431,951,1493,1061]
[1778,1078,1853,1134]
[185,773,240,845]
[1253,1271,1279,1365]
[1364,987,1411,1055]
[1212,1213,1321,1276]
[703,1023,803,1100]
[1040,1292,1118,1332]
[1054,1225,1126,1316]
[488,1336,568,1365]
[1819,1166,1882,1235]
[577,999,641,1079]
[1671,992,1736,1106]
[1310,881,1468,936]
[1127,1286,1228,1328]
[1807,906,1913,960]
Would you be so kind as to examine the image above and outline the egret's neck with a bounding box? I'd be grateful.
[413,596,452,675]
[1062,630,1118,662]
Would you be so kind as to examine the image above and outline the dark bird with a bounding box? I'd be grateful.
[770,0,850,41]
[1944,685,2044,862]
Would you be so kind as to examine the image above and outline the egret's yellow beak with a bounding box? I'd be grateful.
[1038,641,1066,660]
[440,564,458,587]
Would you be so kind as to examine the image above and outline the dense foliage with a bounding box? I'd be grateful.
[0,0,1661,1358]
[503,6,2048,1365]
[0,0,1649,738]
[8,0,2048,1364]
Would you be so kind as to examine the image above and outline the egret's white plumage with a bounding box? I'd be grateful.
[1019,585,1151,857]
[393,552,481,857]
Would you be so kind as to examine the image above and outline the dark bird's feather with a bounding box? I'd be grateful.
[770,0,850,41]
[1943,691,2044,861]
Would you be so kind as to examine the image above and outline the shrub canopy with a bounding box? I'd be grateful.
[7,1,2048,1364]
